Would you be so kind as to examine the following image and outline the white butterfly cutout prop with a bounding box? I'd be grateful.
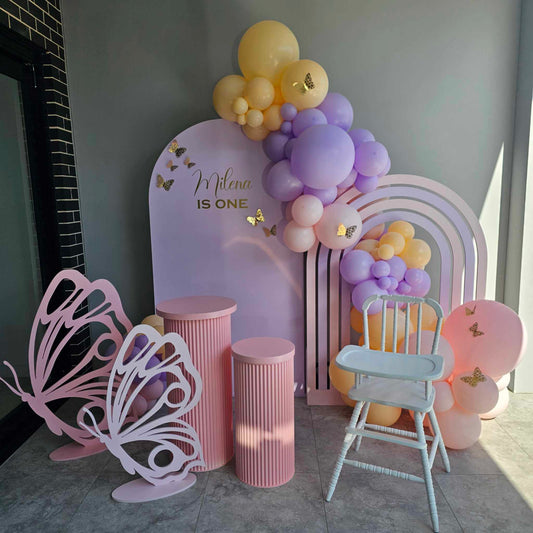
[0,269,132,461]
[80,324,204,503]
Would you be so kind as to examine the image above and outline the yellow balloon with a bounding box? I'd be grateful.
[377,243,395,260]
[273,86,285,105]
[410,302,438,332]
[355,239,379,254]
[238,20,300,84]
[237,114,246,125]
[367,404,402,426]
[329,355,355,395]
[213,75,247,122]
[350,306,365,334]
[232,96,249,115]
[368,309,412,352]
[362,223,385,240]
[388,220,415,242]
[243,77,275,110]
[246,109,264,127]
[341,393,356,407]
[379,231,406,255]
[141,314,163,328]
[263,104,283,131]
[280,59,329,110]
[400,238,431,269]
[242,123,270,141]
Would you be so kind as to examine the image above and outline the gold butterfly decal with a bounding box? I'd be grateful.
[166,160,178,171]
[246,208,265,227]
[263,225,277,237]
[465,305,477,316]
[184,156,196,168]
[337,223,358,238]
[460,367,486,387]
[469,322,484,337]
[168,140,186,157]
[156,174,174,191]
[292,72,315,94]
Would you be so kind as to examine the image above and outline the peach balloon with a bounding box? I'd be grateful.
[280,59,329,110]
[329,355,355,395]
[291,194,324,227]
[367,404,402,426]
[379,231,406,255]
[362,223,385,240]
[213,74,247,122]
[408,410,430,427]
[452,369,498,414]
[263,104,283,131]
[314,203,362,250]
[243,77,275,110]
[377,243,395,260]
[480,387,510,420]
[436,404,481,449]
[273,86,284,105]
[388,220,415,242]
[283,221,316,252]
[242,123,270,141]
[368,309,411,352]
[409,302,438,332]
[399,238,431,269]
[350,306,364,334]
[355,239,379,256]
[433,381,454,413]
[140,379,165,401]
[341,393,356,407]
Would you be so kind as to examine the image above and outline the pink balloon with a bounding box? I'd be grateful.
[283,221,316,253]
[140,379,165,401]
[452,370,498,414]
[131,394,148,417]
[436,404,481,449]
[495,373,511,391]
[433,382,454,413]
[442,300,526,378]
[291,194,324,227]
[480,387,510,420]
[337,169,357,189]
[314,203,362,250]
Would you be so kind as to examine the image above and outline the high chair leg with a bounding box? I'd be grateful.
[428,408,450,473]
[354,401,371,452]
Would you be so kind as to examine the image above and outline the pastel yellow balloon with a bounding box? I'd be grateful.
[377,243,395,260]
[280,59,329,110]
[367,404,402,426]
[243,77,275,110]
[329,355,355,395]
[263,104,283,131]
[245,109,264,127]
[213,75,247,122]
[368,309,412,352]
[410,302,438,332]
[350,306,364,334]
[242,123,270,141]
[379,231,406,255]
[237,114,246,125]
[232,96,249,115]
[341,393,356,407]
[141,314,163,328]
[400,238,431,269]
[355,239,379,254]
[273,86,285,105]
[362,223,385,240]
[238,20,299,83]
[388,220,415,242]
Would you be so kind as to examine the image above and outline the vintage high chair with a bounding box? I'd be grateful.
[326,294,450,533]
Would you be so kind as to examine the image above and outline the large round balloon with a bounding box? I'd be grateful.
[292,108,327,137]
[329,355,355,395]
[409,302,438,333]
[351,280,388,315]
[399,238,431,269]
[317,92,354,131]
[452,369,499,414]
[213,75,247,122]
[238,21,299,84]
[367,309,411,351]
[264,159,304,201]
[280,59,329,110]
[436,404,482,449]
[354,141,389,176]
[433,381,454,413]
[442,300,526,378]
[243,77,275,110]
[314,203,362,250]
[340,249,375,285]
[291,125,355,189]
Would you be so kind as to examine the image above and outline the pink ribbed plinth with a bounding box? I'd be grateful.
[157,296,236,472]
[232,337,295,488]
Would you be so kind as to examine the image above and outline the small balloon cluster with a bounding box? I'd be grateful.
[213,20,391,253]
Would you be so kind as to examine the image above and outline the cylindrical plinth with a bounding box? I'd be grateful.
[157,296,237,472]
[232,337,295,487]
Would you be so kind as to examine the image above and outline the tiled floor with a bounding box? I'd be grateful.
[1,394,532,532]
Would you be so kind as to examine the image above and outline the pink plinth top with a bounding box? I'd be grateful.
[156,296,237,321]
[232,337,295,365]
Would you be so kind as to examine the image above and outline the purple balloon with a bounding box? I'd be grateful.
[125,345,141,364]
[351,280,388,315]
[292,109,327,137]
[280,121,293,135]
[317,93,354,131]
[387,276,399,291]
[377,277,392,290]
[303,185,337,206]
[284,138,296,159]
[133,354,162,384]
[371,260,390,279]
[397,281,412,295]
[337,169,357,189]
[354,141,389,177]
[348,128,375,148]
[281,103,297,121]
[378,156,391,177]
[340,249,375,285]
[291,125,355,189]
[405,268,431,297]
[355,174,378,193]
[275,218,289,246]
[263,131,290,163]
[261,161,275,191]
[265,160,304,201]
[134,334,149,350]
[386,256,407,281]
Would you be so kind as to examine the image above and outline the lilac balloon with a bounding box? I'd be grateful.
[275,218,289,246]
[355,174,378,193]
[134,334,149,350]
[340,249,375,285]
[348,128,375,148]
[303,185,337,206]
[265,160,304,201]
[281,103,297,121]
[405,268,431,297]
[397,281,412,295]
[284,138,296,159]
[377,277,392,290]
[386,256,407,281]
[292,109,327,137]
[317,93,354,131]
[371,260,390,279]
[388,277,399,291]
[261,161,275,190]
[291,125,355,189]
[378,156,391,177]
[263,131,290,163]
[351,280,388,315]
[280,121,293,135]
[354,141,389,176]
[125,345,141,363]
[133,355,162,384]
[337,169,357,189]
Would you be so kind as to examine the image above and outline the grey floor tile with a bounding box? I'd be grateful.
[196,471,327,533]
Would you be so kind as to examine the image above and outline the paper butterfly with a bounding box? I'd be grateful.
[246,208,265,226]
[166,160,177,171]
[263,225,277,237]
[469,322,484,337]
[465,305,476,316]
[292,72,315,94]
[184,156,196,168]
[81,324,204,486]
[156,174,174,191]
[168,140,186,157]
[337,223,357,238]
[460,367,486,387]
[0,269,132,448]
